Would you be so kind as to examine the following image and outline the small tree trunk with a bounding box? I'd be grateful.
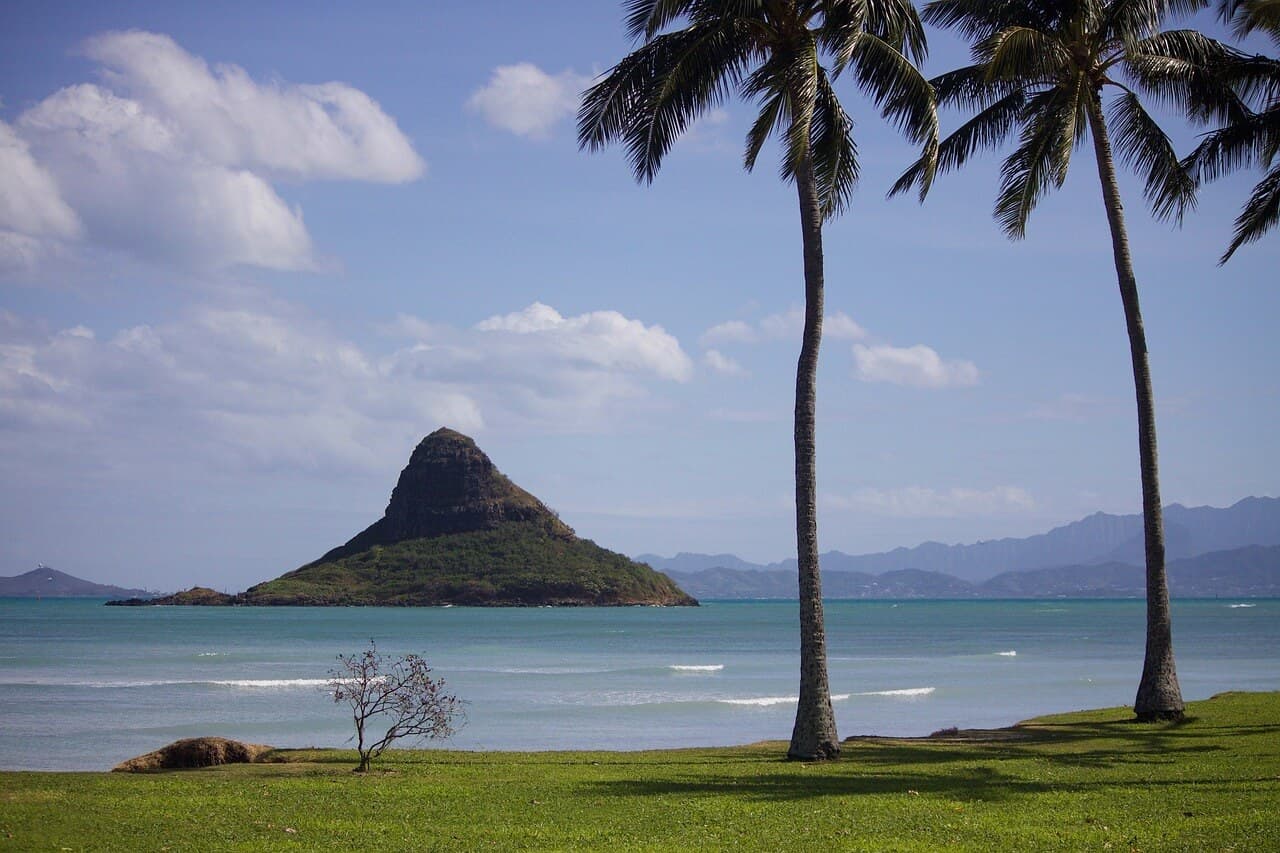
[787,151,840,761]
[1086,94,1184,721]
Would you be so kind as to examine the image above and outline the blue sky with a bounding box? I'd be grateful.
[2,1,1275,591]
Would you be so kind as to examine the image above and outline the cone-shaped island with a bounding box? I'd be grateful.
[188,428,695,606]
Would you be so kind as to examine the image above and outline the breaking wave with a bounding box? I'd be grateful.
[856,687,935,698]
[716,693,853,707]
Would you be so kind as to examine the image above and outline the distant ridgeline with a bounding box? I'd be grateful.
[0,566,152,599]
[663,545,1280,600]
[110,428,696,607]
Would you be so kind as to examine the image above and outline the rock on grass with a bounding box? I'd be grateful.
[113,737,273,772]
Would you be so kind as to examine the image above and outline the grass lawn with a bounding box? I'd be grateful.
[3,691,1278,851]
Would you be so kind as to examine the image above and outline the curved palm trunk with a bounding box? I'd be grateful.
[1085,95,1184,721]
[787,152,840,760]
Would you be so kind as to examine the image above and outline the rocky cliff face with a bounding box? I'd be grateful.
[315,428,573,563]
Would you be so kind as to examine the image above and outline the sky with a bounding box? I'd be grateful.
[1,1,1275,592]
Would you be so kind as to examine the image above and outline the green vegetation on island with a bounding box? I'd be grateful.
[3,691,1277,850]
[241,522,695,606]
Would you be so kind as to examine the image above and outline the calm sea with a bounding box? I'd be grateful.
[1,598,1276,771]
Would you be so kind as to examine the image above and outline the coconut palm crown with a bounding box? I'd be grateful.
[579,0,938,759]
[1187,0,1280,261]
[895,0,1241,721]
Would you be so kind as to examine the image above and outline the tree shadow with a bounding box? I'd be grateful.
[586,762,1050,803]
[582,712,1278,804]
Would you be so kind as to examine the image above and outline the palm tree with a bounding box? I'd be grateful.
[895,0,1240,721]
[1186,1,1280,261]
[579,0,937,758]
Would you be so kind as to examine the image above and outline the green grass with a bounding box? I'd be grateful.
[3,692,1278,851]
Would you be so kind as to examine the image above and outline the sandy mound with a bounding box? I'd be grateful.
[113,737,273,772]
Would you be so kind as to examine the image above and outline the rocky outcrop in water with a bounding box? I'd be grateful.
[130,428,695,607]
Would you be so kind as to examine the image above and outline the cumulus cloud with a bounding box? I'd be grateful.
[0,301,692,477]
[700,308,865,347]
[82,30,424,182]
[826,486,1035,518]
[0,121,81,240]
[703,349,746,376]
[471,302,691,382]
[6,30,423,272]
[467,63,590,138]
[852,343,979,389]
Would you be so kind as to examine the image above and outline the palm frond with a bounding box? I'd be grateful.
[1104,0,1210,48]
[930,63,1024,111]
[744,89,786,172]
[983,26,1071,83]
[624,0,696,41]
[775,36,821,185]
[1125,30,1252,124]
[809,68,860,218]
[1108,88,1198,220]
[922,0,1054,43]
[845,32,939,148]
[1221,160,1280,260]
[577,21,751,183]
[1186,107,1278,179]
[994,89,1078,237]
[865,0,931,64]
[890,88,1025,199]
[1220,0,1280,45]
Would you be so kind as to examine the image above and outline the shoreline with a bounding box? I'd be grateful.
[4,690,1274,775]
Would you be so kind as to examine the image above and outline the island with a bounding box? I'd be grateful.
[111,428,695,607]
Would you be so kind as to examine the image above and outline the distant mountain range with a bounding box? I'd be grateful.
[664,545,1280,599]
[645,497,1280,599]
[641,497,1280,581]
[0,566,153,599]
[10,497,1278,602]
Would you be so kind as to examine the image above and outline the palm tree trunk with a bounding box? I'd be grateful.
[1085,94,1184,721]
[787,151,840,760]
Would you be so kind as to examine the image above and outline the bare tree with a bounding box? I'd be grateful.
[329,640,462,772]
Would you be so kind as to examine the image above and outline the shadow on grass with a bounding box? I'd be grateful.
[586,763,1051,803]
[582,711,1278,804]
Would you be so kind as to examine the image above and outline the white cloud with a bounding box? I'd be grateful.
[826,486,1035,518]
[470,302,692,382]
[82,30,424,182]
[852,343,979,389]
[0,301,693,478]
[825,312,867,341]
[467,63,590,138]
[0,121,82,240]
[700,320,757,346]
[700,309,865,347]
[703,349,746,376]
[7,30,423,272]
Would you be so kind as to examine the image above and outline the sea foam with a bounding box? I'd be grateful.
[211,679,330,689]
[857,687,935,698]
[718,692,852,707]
[669,664,724,672]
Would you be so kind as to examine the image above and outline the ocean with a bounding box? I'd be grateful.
[1,597,1276,771]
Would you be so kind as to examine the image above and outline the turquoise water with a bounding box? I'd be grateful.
[1,598,1276,770]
